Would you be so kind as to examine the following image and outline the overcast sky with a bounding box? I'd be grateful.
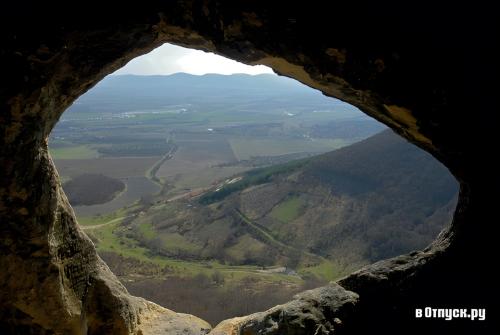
[113,43,274,76]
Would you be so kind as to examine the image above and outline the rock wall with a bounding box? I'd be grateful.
[1,1,498,334]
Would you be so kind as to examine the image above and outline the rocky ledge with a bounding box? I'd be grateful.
[211,284,358,335]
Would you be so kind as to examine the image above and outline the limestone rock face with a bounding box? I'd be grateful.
[1,1,499,334]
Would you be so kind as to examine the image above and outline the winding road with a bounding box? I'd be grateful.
[81,215,135,230]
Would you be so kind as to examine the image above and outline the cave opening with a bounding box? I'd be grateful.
[5,3,498,333]
[49,43,459,326]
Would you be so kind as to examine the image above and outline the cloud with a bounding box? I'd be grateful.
[113,43,274,76]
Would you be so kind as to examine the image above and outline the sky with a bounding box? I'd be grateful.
[113,43,274,76]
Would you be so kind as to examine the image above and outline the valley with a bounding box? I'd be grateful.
[49,73,457,326]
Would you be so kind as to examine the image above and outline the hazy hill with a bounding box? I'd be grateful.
[65,73,365,118]
[130,130,459,273]
[85,73,321,102]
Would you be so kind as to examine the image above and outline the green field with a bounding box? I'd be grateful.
[298,260,345,281]
[50,145,100,159]
[270,197,304,222]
